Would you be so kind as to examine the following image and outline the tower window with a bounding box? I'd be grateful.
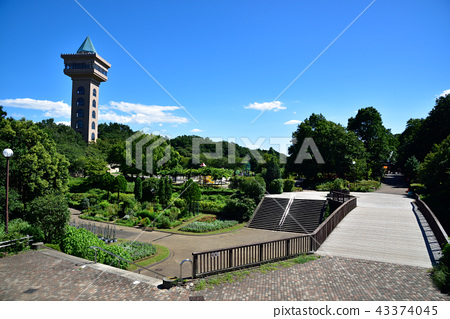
[93,89,97,97]
[77,86,85,95]
[92,111,96,119]
[76,109,84,118]
[92,122,96,130]
[76,98,84,106]
[91,133,95,141]
[75,120,84,129]
[93,100,96,108]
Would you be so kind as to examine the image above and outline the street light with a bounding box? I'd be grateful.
[2,148,13,234]
[352,161,356,184]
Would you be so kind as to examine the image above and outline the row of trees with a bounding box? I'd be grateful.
[286,107,397,182]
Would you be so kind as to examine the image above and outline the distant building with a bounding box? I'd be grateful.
[61,36,111,143]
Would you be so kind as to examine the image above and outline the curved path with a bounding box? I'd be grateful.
[69,209,296,278]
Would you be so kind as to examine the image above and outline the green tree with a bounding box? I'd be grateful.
[37,119,86,171]
[0,186,24,221]
[287,113,366,181]
[397,118,424,169]
[0,118,70,202]
[142,177,159,202]
[265,158,281,186]
[0,105,7,119]
[158,176,172,207]
[404,156,420,181]
[25,193,70,243]
[418,135,450,193]
[100,172,115,199]
[114,175,128,202]
[181,179,201,214]
[134,177,143,201]
[347,107,396,177]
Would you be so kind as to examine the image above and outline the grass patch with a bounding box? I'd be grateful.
[194,254,318,291]
[157,214,246,235]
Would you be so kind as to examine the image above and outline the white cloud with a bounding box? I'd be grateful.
[283,119,302,125]
[244,101,286,112]
[190,128,203,133]
[439,89,450,97]
[100,101,188,125]
[56,121,70,126]
[0,98,70,118]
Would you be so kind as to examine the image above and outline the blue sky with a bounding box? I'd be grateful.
[1,0,449,153]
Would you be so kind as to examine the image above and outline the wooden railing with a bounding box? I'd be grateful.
[313,197,357,250]
[192,195,357,278]
[414,194,449,249]
[329,191,352,203]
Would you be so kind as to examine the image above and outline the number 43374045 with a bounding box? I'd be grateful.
[376,306,437,316]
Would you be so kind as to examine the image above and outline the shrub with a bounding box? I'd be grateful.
[60,226,130,270]
[60,226,102,261]
[222,197,256,222]
[173,198,186,209]
[283,179,295,192]
[0,219,44,254]
[268,179,284,194]
[141,217,151,228]
[25,193,70,244]
[198,200,226,213]
[239,177,266,202]
[431,243,450,292]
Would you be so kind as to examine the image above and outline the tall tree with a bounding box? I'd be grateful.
[347,107,396,177]
[287,113,366,180]
[0,118,70,202]
[134,177,143,202]
[114,175,127,202]
[181,179,201,214]
[157,176,172,207]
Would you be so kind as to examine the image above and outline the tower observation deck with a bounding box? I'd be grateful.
[61,36,111,143]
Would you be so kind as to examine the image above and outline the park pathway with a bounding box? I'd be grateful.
[317,174,434,268]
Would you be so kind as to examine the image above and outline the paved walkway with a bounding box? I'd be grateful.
[1,249,448,301]
[318,192,433,268]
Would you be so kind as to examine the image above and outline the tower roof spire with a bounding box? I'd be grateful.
[77,36,97,54]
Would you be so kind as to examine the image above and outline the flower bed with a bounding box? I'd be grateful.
[117,241,157,261]
[179,219,238,233]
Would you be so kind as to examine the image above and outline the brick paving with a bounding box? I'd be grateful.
[0,249,448,301]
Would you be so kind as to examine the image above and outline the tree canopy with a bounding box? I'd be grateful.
[0,118,70,202]
[287,113,367,180]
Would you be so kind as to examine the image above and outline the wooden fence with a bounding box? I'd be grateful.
[192,194,357,278]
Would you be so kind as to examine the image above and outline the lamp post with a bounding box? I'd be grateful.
[2,148,13,234]
[352,161,356,184]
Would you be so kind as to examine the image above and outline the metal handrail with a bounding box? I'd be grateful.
[180,259,193,279]
[88,246,165,279]
[0,235,33,249]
